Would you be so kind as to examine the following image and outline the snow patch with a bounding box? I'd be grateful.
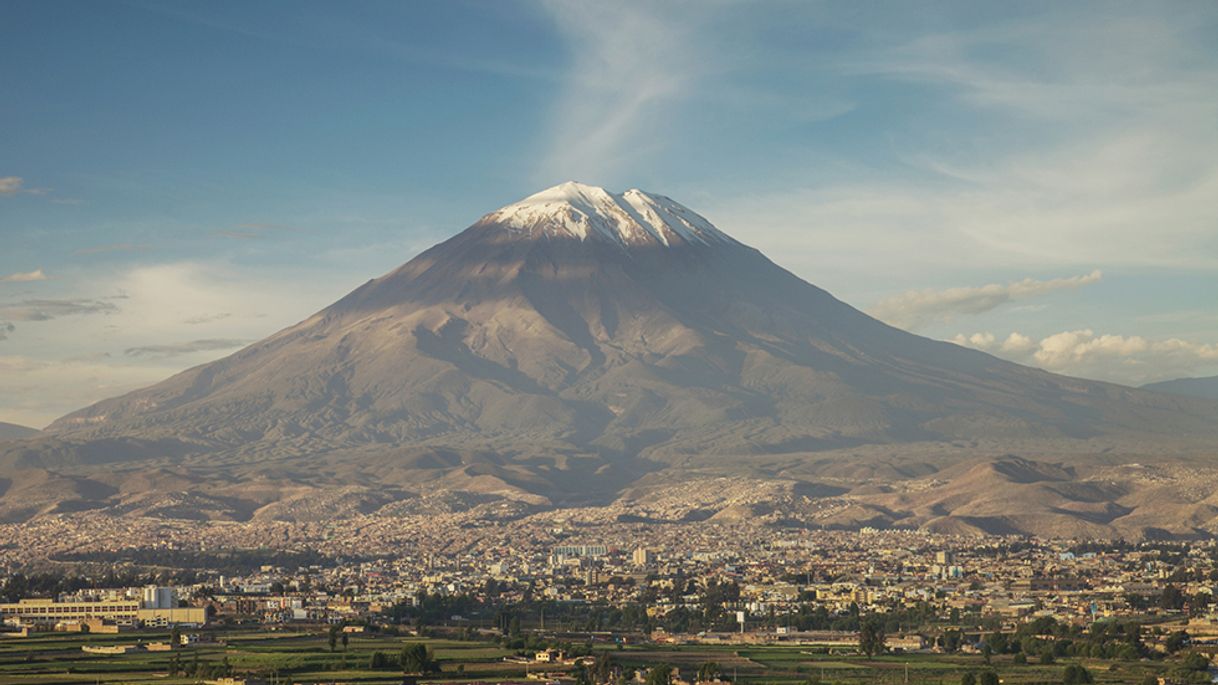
[480,181,736,248]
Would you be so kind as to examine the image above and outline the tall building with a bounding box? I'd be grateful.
[633,547,654,566]
[142,586,177,609]
[584,568,601,586]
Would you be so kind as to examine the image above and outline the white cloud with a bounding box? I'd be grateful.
[871,270,1101,330]
[183,312,232,325]
[212,223,297,240]
[0,177,25,195]
[0,354,180,429]
[708,122,1218,274]
[124,338,247,358]
[705,9,1218,278]
[999,332,1036,355]
[0,269,48,283]
[73,243,152,256]
[953,329,1218,386]
[0,260,350,426]
[0,176,48,197]
[950,332,996,350]
[0,298,117,321]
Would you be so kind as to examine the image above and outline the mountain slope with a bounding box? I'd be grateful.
[1143,375,1218,401]
[0,422,38,442]
[2,182,1217,530]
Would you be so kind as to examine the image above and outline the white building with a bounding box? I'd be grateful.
[142,586,177,610]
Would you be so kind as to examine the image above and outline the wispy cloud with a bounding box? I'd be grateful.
[537,2,707,184]
[0,176,49,197]
[871,270,1101,330]
[0,269,49,283]
[953,329,1218,385]
[212,223,297,240]
[237,222,296,232]
[72,243,152,256]
[124,338,247,358]
[0,298,118,321]
[708,8,1218,277]
[183,312,232,325]
[0,353,180,428]
[0,260,346,425]
[213,229,260,240]
[0,323,14,341]
[0,177,25,195]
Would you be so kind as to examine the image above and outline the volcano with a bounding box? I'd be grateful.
[3,182,1216,531]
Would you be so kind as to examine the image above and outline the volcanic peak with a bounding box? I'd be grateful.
[478,181,735,248]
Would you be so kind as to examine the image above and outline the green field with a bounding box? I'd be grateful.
[0,630,1176,685]
[0,630,520,684]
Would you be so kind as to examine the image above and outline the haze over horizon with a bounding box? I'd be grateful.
[3,1,1218,428]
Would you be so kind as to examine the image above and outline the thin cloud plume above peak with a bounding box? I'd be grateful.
[536,2,706,185]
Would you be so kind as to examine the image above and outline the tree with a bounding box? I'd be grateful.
[342,632,349,651]
[1166,631,1189,653]
[328,625,339,652]
[595,652,616,684]
[170,625,181,648]
[1040,647,1056,664]
[1161,586,1186,611]
[1063,664,1093,685]
[401,642,438,674]
[961,672,977,685]
[1181,652,1210,673]
[697,662,722,682]
[980,671,999,685]
[859,617,886,657]
[573,662,593,685]
[647,664,673,685]
[370,651,389,669]
[1013,653,1028,665]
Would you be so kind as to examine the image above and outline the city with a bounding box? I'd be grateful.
[3,513,1218,683]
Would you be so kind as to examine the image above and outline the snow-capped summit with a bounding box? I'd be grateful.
[478,181,736,248]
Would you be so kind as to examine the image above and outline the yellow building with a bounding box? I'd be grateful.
[0,598,206,627]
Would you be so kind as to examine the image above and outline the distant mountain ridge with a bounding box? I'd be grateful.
[2,182,1217,537]
[0,422,38,442]
[1143,375,1218,401]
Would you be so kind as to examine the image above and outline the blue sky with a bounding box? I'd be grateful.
[2,0,1217,427]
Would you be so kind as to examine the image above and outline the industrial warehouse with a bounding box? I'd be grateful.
[0,586,207,630]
